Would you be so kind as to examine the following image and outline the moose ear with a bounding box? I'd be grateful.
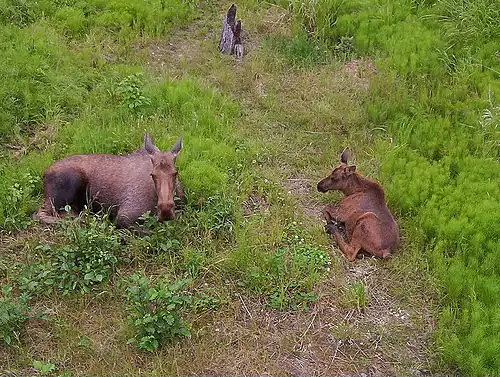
[171,137,183,158]
[340,148,350,164]
[346,165,356,175]
[144,133,160,155]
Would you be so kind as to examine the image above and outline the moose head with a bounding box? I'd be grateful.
[144,134,183,221]
[317,149,357,193]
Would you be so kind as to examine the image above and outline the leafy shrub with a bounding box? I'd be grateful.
[133,212,182,253]
[124,273,191,352]
[112,72,151,112]
[0,171,40,231]
[18,213,122,296]
[0,285,34,345]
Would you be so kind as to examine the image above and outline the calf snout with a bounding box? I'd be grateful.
[317,180,329,193]
[158,201,175,221]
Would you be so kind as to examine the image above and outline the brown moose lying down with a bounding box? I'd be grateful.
[317,150,399,261]
[34,134,184,228]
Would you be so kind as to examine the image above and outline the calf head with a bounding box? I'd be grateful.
[317,149,356,193]
[144,134,182,221]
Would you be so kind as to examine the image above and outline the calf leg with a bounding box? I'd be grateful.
[330,226,361,262]
[323,204,340,222]
[323,205,347,236]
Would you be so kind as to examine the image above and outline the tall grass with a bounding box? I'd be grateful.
[290,0,499,374]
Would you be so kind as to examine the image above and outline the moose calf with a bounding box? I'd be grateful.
[317,150,399,261]
[34,134,184,228]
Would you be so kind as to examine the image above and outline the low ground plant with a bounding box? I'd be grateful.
[124,272,191,352]
[242,221,332,310]
[18,213,122,296]
[0,285,41,345]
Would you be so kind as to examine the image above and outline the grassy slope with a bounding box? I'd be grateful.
[2,0,492,375]
[287,0,499,374]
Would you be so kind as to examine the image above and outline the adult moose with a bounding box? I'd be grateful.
[34,134,184,228]
[317,150,399,261]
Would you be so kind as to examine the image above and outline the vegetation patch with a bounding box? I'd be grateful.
[289,0,499,374]
[124,272,191,352]
[1,0,495,375]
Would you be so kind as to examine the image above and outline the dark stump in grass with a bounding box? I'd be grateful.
[219,4,244,59]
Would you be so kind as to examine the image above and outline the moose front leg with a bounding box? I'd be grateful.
[323,204,340,222]
[323,205,346,236]
[330,227,361,262]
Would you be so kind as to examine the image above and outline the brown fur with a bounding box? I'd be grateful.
[317,150,399,261]
[34,134,184,228]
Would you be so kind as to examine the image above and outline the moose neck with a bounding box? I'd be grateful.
[341,173,385,199]
[341,173,368,196]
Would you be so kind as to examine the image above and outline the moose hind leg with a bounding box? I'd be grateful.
[44,169,86,213]
[34,199,62,224]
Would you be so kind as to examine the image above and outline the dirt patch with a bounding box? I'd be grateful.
[282,175,323,221]
[343,58,377,90]
[242,192,269,217]
[164,273,436,376]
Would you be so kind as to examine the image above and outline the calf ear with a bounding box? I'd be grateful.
[340,148,350,164]
[346,165,356,175]
[144,133,160,154]
[171,137,183,158]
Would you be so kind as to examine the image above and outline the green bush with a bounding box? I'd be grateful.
[124,273,191,352]
[18,214,122,296]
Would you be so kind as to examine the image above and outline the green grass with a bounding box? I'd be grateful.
[1,0,496,375]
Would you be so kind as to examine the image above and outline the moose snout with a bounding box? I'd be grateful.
[317,180,329,193]
[158,201,175,221]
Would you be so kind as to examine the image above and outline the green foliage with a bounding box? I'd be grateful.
[112,72,151,112]
[341,281,369,311]
[0,285,31,345]
[0,171,40,231]
[0,0,194,36]
[262,30,329,67]
[0,22,89,140]
[18,213,122,296]
[241,221,331,310]
[32,360,56,375]
[133,212,182,254]
[190,195,236,241]
[124,273,191,352]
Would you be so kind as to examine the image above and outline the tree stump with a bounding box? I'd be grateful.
[219,4,244,59]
